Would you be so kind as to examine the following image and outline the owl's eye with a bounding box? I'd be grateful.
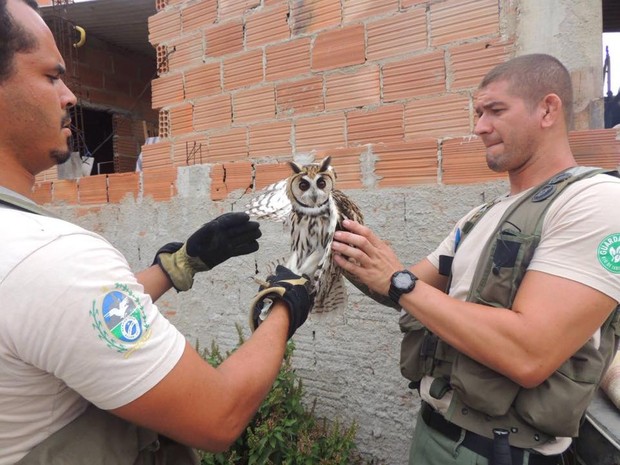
[299,180,310,191]
[317,178,326,189]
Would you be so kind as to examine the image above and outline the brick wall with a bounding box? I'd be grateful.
[34,0,620,206]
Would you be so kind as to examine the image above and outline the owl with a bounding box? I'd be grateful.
[246,156,364,313]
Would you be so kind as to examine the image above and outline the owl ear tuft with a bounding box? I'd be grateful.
[289,161,302,174]
[319,156,332,172]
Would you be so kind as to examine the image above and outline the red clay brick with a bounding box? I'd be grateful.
[569,129,620,169]
[77,64,104,89]
[347,105,404,146]
[295,113,346,152]
[104,74,131,95]
[266,38,312,81]
[113,56,145,82]
[210,164,228,200]
[193,95,232,131]
[442,136,505,184]
[182,0,217,32]
[184,63,221,99]
[210,161,253,200]
[343,0,398,23]
[53,179,79,205]
[143,166,178,201]
[151,73,185,108]
[246,3,290,48]
[383,50,446,101]
[208,128,248,162]
[405,93,470,139]
[149,9,182,46]
[367,9,427,61]
[168,33,204,71]
[219,0,261,19]
[276,76,324,115]
[312,25,366,72]
[449,39,514,90]
[290,0,342,35]
[234,86,276,123]
[374,140,438,187]
[223,50,264,90]
[249,120,293,157]
[430,0,499,46]
[141,140,173,170]
[108,172,140,203]
[78,174,108,205]
[205,20,244,58]
[254,162,293,190]
[325,65,380,111]
[313,147,364,189]
[32,181,53,205]
[170,103,194,135]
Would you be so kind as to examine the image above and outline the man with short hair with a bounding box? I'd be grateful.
[0,1,313,463]
[334,54,620,464]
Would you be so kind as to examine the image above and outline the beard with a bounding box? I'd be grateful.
[51,149,72,165]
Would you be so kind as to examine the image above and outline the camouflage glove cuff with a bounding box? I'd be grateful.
[156,243,210,292]
[249,266,314,340]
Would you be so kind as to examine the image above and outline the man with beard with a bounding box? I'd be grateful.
[0,1,313,463]
[333,54,620,465]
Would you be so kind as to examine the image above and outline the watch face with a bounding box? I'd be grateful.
[393,271,414,289]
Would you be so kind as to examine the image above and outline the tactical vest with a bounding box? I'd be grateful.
[399,167,620,449]
[0,193,198,464]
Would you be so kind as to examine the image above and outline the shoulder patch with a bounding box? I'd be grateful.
[598,233,620,274]
[90,283,151,354]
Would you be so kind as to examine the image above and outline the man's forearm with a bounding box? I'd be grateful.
[135,265,174,302]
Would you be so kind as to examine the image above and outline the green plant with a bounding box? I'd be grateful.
[197,325,374,465]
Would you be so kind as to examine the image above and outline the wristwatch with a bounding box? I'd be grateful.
[388,270,417,304]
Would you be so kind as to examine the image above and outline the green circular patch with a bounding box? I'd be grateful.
[597,233,620,274]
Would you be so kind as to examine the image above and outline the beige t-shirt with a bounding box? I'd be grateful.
[0,206,186,464]
[423,171,620,454]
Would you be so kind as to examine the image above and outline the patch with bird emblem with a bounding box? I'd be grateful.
[598,233,620,274]
[90,283,151,355]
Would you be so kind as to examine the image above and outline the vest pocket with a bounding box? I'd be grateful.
[473,230,539,309]
[514,340,607,437]
[450,352,520,416]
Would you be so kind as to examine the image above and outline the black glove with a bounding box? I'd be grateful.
[249,265,315,340]
[154,212,261,291]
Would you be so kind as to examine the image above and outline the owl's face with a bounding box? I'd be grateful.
[287,156,336,211]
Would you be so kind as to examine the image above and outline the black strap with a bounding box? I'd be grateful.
[420,402,561,465]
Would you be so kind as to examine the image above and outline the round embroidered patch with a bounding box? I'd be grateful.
[90,284,150,353]
[597,233,620,274]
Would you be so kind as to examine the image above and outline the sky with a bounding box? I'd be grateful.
[603,32,620,96]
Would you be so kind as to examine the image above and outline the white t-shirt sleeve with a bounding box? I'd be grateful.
[3,232,186,410]
[529,176,620,303]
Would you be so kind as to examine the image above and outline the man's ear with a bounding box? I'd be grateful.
[540,93,563,128]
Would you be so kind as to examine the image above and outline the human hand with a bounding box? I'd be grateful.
[155,212,261,291]
[332,220,404,296]
[250,265,315,339]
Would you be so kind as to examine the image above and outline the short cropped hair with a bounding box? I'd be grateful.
[0,0,40,83]
[480,54,574,128]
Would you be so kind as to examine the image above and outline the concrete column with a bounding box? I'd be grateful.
[516,0,603,129]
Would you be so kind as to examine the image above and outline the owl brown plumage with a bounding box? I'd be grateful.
[246,156,363,313]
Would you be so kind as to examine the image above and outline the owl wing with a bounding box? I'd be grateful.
[245,179,291,222]
[333,189,364,225]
